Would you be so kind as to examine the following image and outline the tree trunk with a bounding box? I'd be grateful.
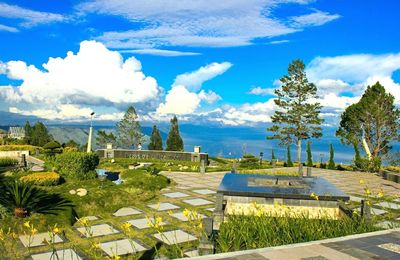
[297,139,302,176]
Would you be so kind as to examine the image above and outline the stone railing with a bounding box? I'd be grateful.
[96,149,208,163]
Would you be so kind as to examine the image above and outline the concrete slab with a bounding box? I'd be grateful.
[31,249,82,260]
[192,189,216,195]
[185,250,199,257]
[355,207,388,216]
[19,232,63,247]
[80,216,99,221]
[100,238,146,257]
[126,217,167,229]
[148,202,180,211]
[77,224,119,237]
[163,192,189,198]
[374,201,400,210]
[153,229,197,245]
[113,207,142,217]
[171,212,206,222]
[183,198,213,206]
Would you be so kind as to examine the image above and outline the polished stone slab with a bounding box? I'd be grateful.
[163,192,189,198]
[20,232,63,247]
[126,217,167,229]
[183,198,213,206]
[113,207,142,217]
[218,173,350,201]
[77,223,119,237]
[153,229,197,245]
[31,249,82,260]
[148,202,180,211]
[100,239,146,256]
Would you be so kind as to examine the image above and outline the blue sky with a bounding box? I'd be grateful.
[0,0,399,126]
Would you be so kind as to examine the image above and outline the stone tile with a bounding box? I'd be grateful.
[171,212,206,222]
[205,207,215,212]
[163,192,189,198]
[153,229,197,245]
[148,202,180,211]
[184,250,199,257]
[192,189,216,195]
[113,207,142,217]
[375,221,400,229]
[183,198,214,206]
[349,196,364,203]
[100,238,147,257]
[19,232,63,247]
[378,243,400,254]
[355,207,388,215]
[374,201,400,210]
[80,215,99,221]
[31,249,82,260]
[126,217,167,229]
[77,224,119,238]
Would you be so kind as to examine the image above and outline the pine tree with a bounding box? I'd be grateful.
[96,130,116,148]
[328,144,336,170]
[116,106,143,149]
[270,149,276,165]
[23,121,32,144]
[306,141,313,167]
[267,59,324,174]
[286,145,293,167]
[30,122,52,147]
[166,116,184,151]
[148,125,163,150]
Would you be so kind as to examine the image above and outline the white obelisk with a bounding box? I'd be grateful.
[87,112,95,153]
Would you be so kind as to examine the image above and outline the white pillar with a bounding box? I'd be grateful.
[87,126,93,153]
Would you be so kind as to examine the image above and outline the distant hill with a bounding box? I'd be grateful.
[0,111,44,125]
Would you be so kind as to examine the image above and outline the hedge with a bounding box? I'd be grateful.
[20,172,60,186]
[0,157,18,167]
[0,145,43,154]
[55,152,99,180]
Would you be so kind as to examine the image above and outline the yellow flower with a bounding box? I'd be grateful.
[183,208,190,219]
[359,179,364,184]
[31,228,38,235]
[155,216,163,224]
[256,210,263,217]
[366,200,371,206]
[23,221,31,228]
[365,189,371,195]
[122,222,132,230]
[198,222,203,229]
[53,227,60,234]
[112,255,121,260]
[167,210,174,216]
[377,190,383,198]
[77,218,88,226]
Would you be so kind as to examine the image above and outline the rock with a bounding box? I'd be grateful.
[76,188,88,197]
[31,165,44,172]
[69,190,76,195]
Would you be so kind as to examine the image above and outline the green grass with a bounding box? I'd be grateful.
[217,214,380,253]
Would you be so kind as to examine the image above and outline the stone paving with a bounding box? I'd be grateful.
[31,248,82,260]
[19,232,63,247]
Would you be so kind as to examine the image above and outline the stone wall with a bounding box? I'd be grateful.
[0,150,29,158]
[96,149,208,162]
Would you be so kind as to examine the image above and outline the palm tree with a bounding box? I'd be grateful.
[0,181,73,218]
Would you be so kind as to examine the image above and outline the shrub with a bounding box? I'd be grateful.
[239,154,259,169]
[43,140,62,156]
[123,170,170,191]
[354,156,381,172]
[55,152,99,180]
[0,157,18,167]
[20,172,61,186]
[0,145,43,154]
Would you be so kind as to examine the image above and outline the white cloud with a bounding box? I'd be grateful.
[173,62,232,91]
[248,86,275,96]
[0,3,65,27]
[156,85,201,115]
[0,40,161,119]
[269,40,289,44]
[0,23,19,32]
[291,10,340,27]
[80,0,339,48]
[307,53,400,104]
[198,90,221,104]
[119,49,201,56]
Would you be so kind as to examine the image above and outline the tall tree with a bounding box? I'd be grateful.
[116,106,143,149]
[306,141,313,167]
[30,122,52,147]
[96,130,116,148]
[23,121,32,144]
[286,145,293,167]
[270,149,276,165]
[148,125,163,150]
[267,59,324,174]
[166,116,184,151]
[328,144,335,170]
[336,82,400,161]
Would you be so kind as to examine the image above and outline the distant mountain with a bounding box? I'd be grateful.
[0,111,44,125]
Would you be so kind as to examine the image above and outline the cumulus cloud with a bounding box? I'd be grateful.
[198,90,221,104]
[157,85,201,115]
[0,2,66,27]
[173,62,232,91]
[0,40,161,120]
[248,86,275,96]
[80,0,339,48]
[307,53,400,104]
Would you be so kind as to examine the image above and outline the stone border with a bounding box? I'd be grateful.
[182,228,400,260]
